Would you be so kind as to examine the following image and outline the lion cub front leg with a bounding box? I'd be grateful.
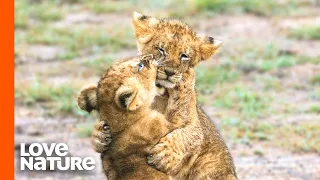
[91,121,112,153]
[148,125,203,175]
[148,69,203,176]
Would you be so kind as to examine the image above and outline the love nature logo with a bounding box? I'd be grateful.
[20,143,96,171]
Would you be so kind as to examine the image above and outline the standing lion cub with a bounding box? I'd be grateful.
[91,12,237,179]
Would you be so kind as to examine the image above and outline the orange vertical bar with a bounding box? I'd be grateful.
[0,0,14,179]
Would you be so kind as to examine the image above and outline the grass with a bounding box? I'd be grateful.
[276,122,320,153]
[21,24,135,60]
[307,105,320,114]
[15,0,318,31]
[310,74,320,85]
[15,0,29,29]
[24,25,68,45]
[195,43,319,120]
[15,81,84,116]
[236,44,285,73]
[14,31,27,59]
[288,26,320,40]
[29,1,66,22]
[213,86,272,119]
[195,64,239,94]
[313,88,320,100]
[82,0,189,18]
[15,0,136,60]
[15,0,66,29]
[223,120,320,153]
[235,43,320,74]
[193,0,240,14]
[82,55,115,74]
[220,107,320,153]
[77,122,95,138]
[222,118,275,145]
[296,55,320,65]
[257,75,283,91]
[239,55,298,73]
[83,0,134,14]
[191,0,313,17]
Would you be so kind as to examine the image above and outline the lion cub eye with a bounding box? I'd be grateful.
[157,47,165,56]
[180,53,190,61]
[138,62,144,72]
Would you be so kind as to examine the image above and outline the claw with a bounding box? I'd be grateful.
[91,121,112,153]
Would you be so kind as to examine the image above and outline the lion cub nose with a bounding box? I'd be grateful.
[164,69,175,76]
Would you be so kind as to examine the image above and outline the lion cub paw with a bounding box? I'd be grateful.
[147,133,184,174]
[91,121,112,153]
[156,83,166,96]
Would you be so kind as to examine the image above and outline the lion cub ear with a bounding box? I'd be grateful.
[132,12,159,48]
[78,86,97,113]
[198,36,223,61]
[115,85,142,111]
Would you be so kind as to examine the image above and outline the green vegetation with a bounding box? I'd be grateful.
[29,1,65,22]
[15,0,29,29]
[276,122,320,153]
[82,55,115,74]
[288,26,320,40]
[307,105,320,114]
[237,55,300,73]
[236,44,288,72]
[192,0,313,16]
[196,64,239,94]
[15,0,66,29]
[310,74,320,85]
[258,75,283,91]
[15,81,83,115]
[21,25,135,60]
[222,118,275,144]
[234,43,320,74]
[15,0,135,60]
[84,1,134,14]
[296,55,320,65]
[193,0,240,14]
[214,86,272,119]
[77,122,95,137]
[313,88,320,100]
[223,120,320,153]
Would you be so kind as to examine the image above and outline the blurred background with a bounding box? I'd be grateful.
[14,0,320,179]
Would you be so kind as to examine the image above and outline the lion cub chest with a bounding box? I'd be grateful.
[109,110,171,164]
[105,110,171,179]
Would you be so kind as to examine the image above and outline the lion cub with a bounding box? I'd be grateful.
[78,55,173,180]
[92,12,237,179]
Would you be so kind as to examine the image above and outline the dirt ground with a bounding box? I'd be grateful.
[15,1,320,179]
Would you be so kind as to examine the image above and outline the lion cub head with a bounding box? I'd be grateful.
[78,55,159,130]
[132,12,222,88]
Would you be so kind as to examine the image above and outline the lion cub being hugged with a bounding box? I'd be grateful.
[78,55,175,180]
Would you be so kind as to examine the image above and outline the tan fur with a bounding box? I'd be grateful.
[78,55,176,179]
[132,11,222,89]
[147,69,237,180]
[133,12,237,179]
[91,13,237,179]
